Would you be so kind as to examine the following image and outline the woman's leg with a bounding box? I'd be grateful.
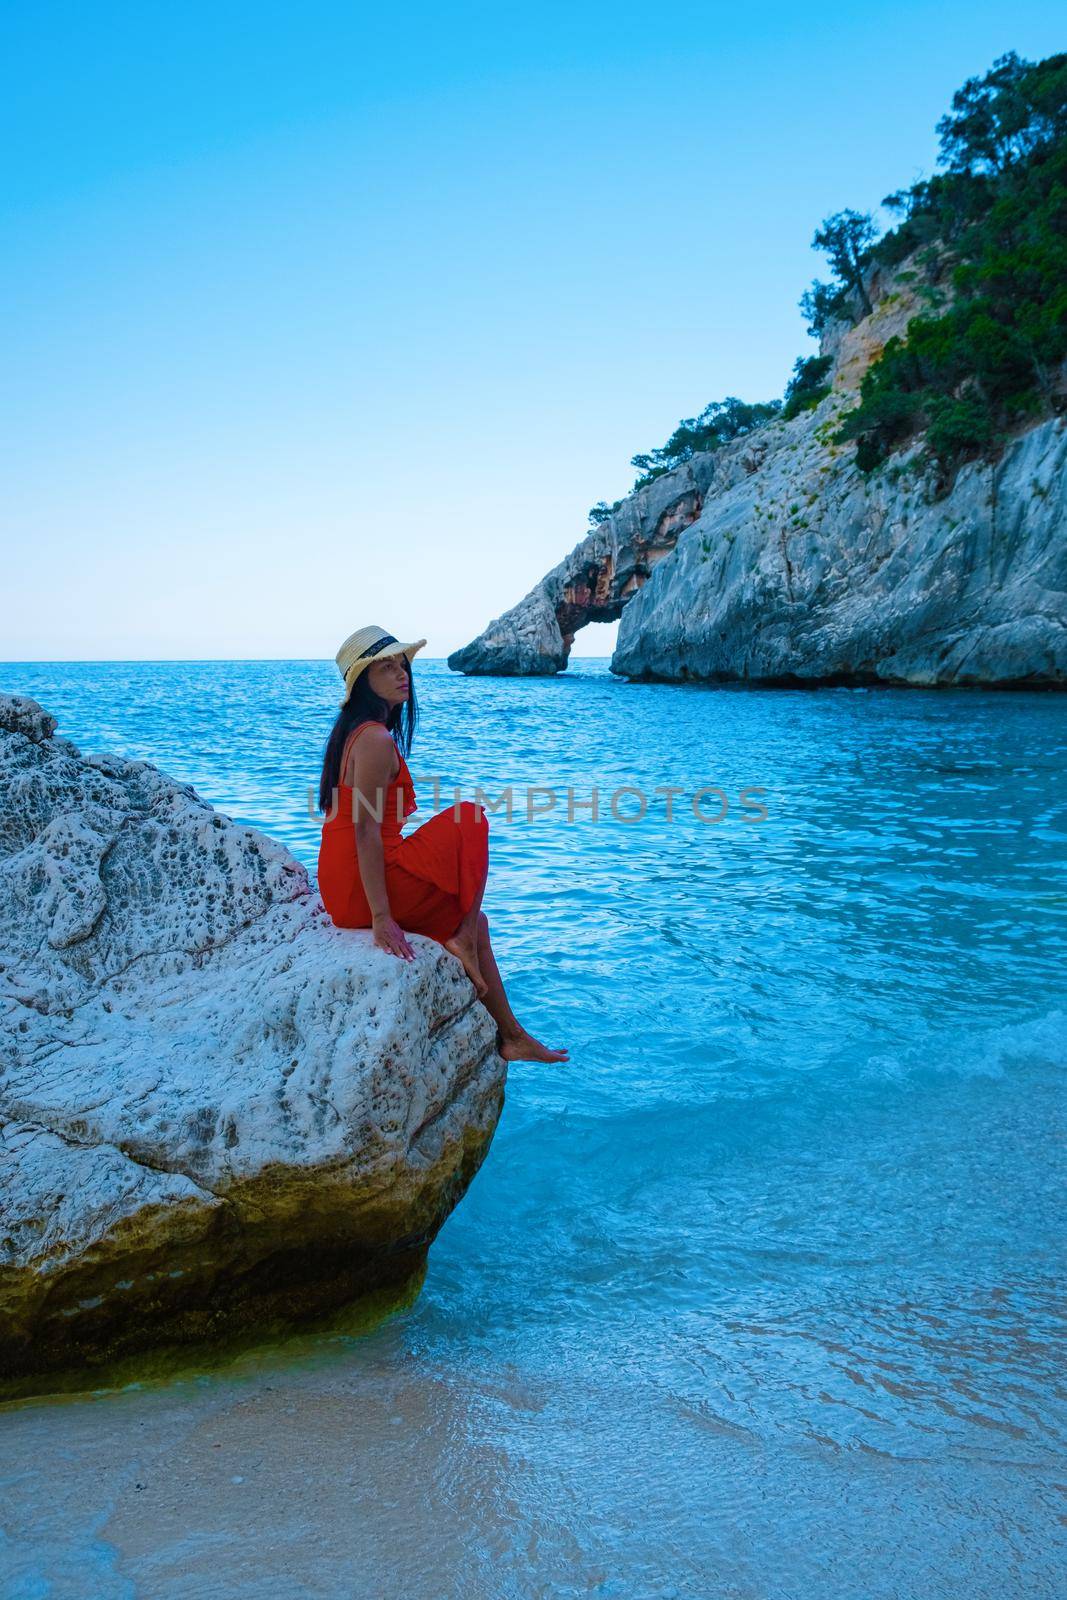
[468,911,519,1037]
[441,803,491,994]
[389,801,490,991]
[472,913,569,1064]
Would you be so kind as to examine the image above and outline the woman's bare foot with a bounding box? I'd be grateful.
[443,931,488,996]
[496,1027,570,1063]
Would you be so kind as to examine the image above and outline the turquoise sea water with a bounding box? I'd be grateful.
[2,658,1065,1599]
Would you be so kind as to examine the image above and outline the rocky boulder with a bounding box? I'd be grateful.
[0,694,504,1395]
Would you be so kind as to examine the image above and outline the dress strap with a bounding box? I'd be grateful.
[340,720,399,784]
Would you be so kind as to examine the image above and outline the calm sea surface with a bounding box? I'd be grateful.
[2,658,1066,1599]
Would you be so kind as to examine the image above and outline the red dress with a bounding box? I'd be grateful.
[317,721,489,943]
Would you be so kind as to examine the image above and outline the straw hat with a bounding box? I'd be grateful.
[335,625,427,706]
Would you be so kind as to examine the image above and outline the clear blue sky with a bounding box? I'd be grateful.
[2,2,1062,660]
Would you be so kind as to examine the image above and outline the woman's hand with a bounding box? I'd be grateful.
[372,912,416,962]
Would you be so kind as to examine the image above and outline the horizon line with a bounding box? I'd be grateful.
[1,655,618,666]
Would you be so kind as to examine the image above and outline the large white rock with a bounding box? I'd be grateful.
[0,694,504,1392]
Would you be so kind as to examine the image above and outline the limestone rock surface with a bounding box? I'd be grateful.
[0,694,504,1391]
[446,464,713,675]
[611,406,1067,687]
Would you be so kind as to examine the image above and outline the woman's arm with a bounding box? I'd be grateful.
[348,727,416,963]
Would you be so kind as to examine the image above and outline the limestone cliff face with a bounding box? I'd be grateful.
[612,405,1066,687]
[449,258,1066,687]
[446,463,715,675]
[0,695,503,1394]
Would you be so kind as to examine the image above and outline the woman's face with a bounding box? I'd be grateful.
[365,653,411,708]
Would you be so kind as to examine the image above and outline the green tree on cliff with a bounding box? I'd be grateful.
[936,49,1067,173]
[799,210,879,336]
[815,211,878,316]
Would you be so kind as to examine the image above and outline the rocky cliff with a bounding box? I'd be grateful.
[448,261,1066,687]
[447,463,715,676]
[0,694,504,1395]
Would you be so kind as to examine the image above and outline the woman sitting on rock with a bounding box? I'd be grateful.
[317,625,568,1065]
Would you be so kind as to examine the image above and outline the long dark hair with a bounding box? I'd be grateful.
[317,655,419,814]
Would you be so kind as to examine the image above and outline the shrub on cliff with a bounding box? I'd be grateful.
[782,355,833,420]
[629,397,783,491]
[588,397,781,523]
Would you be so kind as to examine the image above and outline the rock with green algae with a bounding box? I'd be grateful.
[0,693,505,1395]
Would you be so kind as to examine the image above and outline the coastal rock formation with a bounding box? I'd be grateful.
[446,464,714,675]
[449,259,1066,687]
[0,694,503,1393]
[612,405,1067,687]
